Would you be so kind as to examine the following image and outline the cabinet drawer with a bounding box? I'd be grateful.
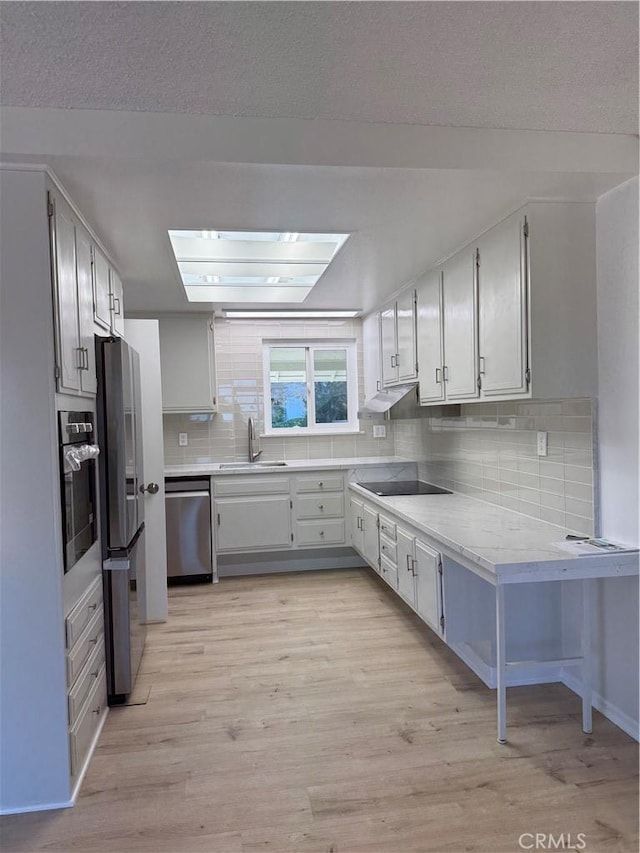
[295,520,345,547]
[65,576,103,650]
[68,636,105,727]
[67,609,103,688]
[296,493,344,520]
[379,555,398,589]
[379,534,398,566]
[378,515,397,542]
[213,476,290,497]
[69,665,107,777]
[294,474,343,493]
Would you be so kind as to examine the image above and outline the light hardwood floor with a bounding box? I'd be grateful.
[2,569,638,853]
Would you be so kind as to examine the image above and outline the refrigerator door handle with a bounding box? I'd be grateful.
[103,557,130,572]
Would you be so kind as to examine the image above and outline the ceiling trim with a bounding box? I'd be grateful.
[1,107,637,174]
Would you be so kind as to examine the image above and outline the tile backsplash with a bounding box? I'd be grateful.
[163,318,396,465]
[393,399,596,535]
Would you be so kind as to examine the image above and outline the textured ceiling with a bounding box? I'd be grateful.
[1,1,637,134]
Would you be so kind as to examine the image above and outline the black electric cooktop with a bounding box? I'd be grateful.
[357,480,452,497]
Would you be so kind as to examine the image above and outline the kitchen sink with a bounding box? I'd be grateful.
[218,461,288,470]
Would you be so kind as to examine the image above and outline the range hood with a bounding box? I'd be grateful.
[357,383,418,418]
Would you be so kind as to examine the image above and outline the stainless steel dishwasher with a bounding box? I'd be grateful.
[165,478,213,583]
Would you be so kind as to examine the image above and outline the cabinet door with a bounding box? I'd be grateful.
[362,312,382,398]
[110,270,125,338]
[362,503,380,568]
[442,249,479,401]
[477,213,529,397]
[75,229,97,395]
[380,306,398,386]
[396,527,416,607]
[350,497,364,554]
[396,289,417,382]
[92,247,112,331]
[416,270,445,404]
[415,540,442,633]
[50,194,81,394]
[215,495,291,552]
[159,317,217,412]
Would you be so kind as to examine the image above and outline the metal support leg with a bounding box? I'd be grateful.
[496,584,507,744]
[581,578,593,734]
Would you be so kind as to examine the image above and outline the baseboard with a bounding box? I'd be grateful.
[562,669,639,742]
[449,641,564,689]
[0,799,74,816]
[218,551,367,577]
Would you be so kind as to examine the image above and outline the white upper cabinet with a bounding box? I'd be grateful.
[380,290,417,387]
[49,190,97,397]
[109,270,125,338]
[362,311,382,399]
[159,316,217,413]
[477,211,528,397]
[416,270,445,404]
[74,229,98,395]
[92,248,112,331]
[441,249,479,402]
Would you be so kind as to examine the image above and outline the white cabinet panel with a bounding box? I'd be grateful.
[396,527,416,607]
[109,269,125,338]
[416,269,445,404]
[296,519,345,547]
[478,212,529,397]
[75,229,97,395]
[350,496,364,554]
[362,312,382,399]
[363,503,379,567]
[415,540,442,633]
[396,289,417,382]
[92,247,112,331]
[159,317,217,413]
[380,306,397,386]
[442,249,479,401]
[50,194,81,394]
[215,495,291,552]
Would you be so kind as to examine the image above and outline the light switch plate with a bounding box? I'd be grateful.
[373,425,386,438]
[179,432,188,446]
[536,431,548,456]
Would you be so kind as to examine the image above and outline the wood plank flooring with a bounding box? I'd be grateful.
[2,569,638,853]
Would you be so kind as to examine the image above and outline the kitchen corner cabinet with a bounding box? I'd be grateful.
[159,316,217,413]
[49,190,97,396]
[416,201,597,406]
[380,289,417,387]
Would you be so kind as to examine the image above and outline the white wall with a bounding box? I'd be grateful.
[592,177,639,736]
[0,169,71,811]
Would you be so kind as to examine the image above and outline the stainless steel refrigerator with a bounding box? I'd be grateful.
[96,336,147,704]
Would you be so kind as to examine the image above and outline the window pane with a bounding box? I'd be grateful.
[313,349,348,424]
[269,348,308,428]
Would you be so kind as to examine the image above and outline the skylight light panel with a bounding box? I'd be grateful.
[168,229,349,304]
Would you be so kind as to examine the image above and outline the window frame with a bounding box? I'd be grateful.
[262,339,359,436]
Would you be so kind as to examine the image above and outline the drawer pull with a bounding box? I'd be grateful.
[91,670,100,678]
[319,530,325,537]
[88,603,98,612]
[92,705,101,715]
[318,504,324,511]
[318,481,324,488]
[89,636,99,645]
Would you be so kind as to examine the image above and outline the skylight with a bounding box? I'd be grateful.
[167,230,350,303]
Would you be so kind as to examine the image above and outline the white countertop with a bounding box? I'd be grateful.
[164,456,412,477]
[348,483,639,583]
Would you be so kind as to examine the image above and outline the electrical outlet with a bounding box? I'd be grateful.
[536,431,548,457]
[373,425,386,439]
[179,432,188,447]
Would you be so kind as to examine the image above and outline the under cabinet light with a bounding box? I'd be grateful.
[222,310,360,319]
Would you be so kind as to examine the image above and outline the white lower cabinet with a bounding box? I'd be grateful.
[396,526,417,607]
[350,496,365,554]
[362,504,380,568]
[216,494,292,551]
[415,540,443,634]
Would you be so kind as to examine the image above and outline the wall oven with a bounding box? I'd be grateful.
[59,410,99,573]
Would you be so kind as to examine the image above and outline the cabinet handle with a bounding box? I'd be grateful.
[113,296,121,316]
[390,355,396,368]
[406,554,412,572]
[92,705,101,716]
[411,558,417,576]
[443,365,449,382]
[89,636,99,645]
[318,482,324,488]
[88,603,97,612]
[91,670,100,678]
[319,530,325,537]
[396,353,400,367]
[76,347,84,369]
[435,367,442,384]
[376,380,381,392]
[217,513,221,526]
[479,356,486,376]
[318,504,324,511]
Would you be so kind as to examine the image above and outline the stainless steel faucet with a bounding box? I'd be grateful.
[248,417,262,462]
